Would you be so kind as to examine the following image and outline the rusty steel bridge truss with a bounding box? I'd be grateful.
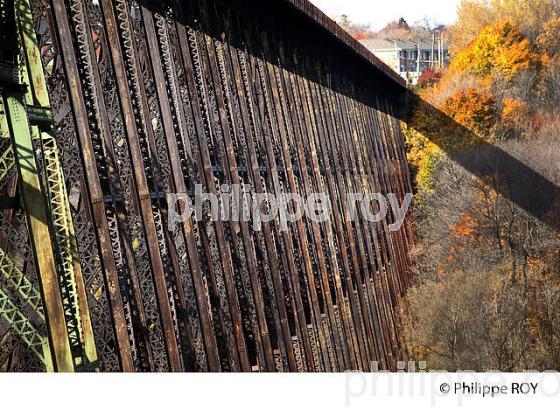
[0,0,414,372]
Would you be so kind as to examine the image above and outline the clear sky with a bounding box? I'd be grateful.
[309,0,462,30]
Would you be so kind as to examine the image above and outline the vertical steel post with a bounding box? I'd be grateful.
[3,89,74,372]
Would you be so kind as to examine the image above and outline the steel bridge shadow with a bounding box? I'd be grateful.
[400,91,560,231]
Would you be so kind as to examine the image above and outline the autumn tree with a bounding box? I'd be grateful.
[450,0,560,52]
[449,21,538,80]
[450,0,495,53]
[417,68,442,88]
[441,88,497,138]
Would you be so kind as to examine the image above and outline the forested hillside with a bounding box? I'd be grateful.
[403,0,560,371]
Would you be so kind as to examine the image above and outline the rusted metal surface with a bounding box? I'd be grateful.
[1,0,413,371]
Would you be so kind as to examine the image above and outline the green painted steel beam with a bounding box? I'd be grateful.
[0,99,15,183]
[15,0,98,368]
[0,288,52,368]
[3,90,74,372]
[0,0,99,372]
[0,247,44,318]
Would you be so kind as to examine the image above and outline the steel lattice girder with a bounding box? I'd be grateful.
[0,144,15,183]
[0,0,415,372]
[0,288,51,366]
[0,247,44,317]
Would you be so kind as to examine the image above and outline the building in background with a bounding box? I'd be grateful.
[360,36,449,86]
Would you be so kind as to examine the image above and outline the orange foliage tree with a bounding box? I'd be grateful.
[441,88,497,139]
[449,21,538,80]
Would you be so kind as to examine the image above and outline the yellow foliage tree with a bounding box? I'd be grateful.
[450,0,560,51]
[449,21,538,80]
[403,124,442,193]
